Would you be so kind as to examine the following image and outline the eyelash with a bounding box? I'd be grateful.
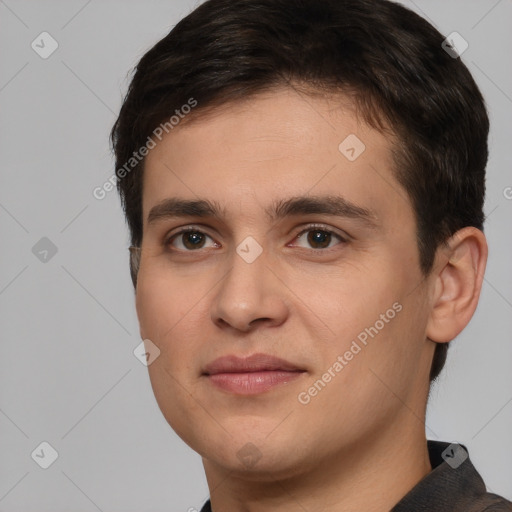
[163,224,348,253]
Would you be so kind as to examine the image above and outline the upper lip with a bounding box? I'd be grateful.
[203,353,304,375]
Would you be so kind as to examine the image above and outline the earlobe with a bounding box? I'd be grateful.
[426,227,488,343]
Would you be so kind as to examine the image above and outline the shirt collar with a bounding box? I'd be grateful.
[391,440,487,511]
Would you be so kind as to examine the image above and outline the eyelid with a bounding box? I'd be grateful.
[164,222,350,251]
[287,223,349,252]
[291,223,349,242]
[164,224,218,247]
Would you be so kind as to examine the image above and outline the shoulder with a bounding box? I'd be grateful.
[472,492,512,512]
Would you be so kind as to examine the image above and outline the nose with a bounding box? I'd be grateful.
[210,242,289,333]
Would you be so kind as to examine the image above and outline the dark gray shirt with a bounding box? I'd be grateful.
[199,440,512,511]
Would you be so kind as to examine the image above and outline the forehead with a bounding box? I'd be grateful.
[142,87,411,228]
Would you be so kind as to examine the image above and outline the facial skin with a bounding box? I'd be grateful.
[135,87,487,511]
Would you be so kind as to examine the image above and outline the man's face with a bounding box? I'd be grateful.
[136,87,436,477]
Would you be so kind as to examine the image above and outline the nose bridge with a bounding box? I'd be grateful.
[211,235,287,331]
[223,235,268,304]
[235,236,267,282]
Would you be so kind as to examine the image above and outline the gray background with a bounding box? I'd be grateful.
[0,1,511,510]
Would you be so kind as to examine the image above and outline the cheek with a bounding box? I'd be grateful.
[135,276,172,340]
[135,263,200,338]
[297,269,419,406]
[295,311,420,445]
[135,274,208,440]
[295,266,401,346]
[135,269,211,374]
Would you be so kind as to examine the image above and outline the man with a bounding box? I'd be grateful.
[110,0,512,510]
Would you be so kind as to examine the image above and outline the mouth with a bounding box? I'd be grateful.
[202,353,306,395]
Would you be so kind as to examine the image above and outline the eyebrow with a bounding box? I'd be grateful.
[147,195,379,228]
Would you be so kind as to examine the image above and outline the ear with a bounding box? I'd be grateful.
[426,227,488,343]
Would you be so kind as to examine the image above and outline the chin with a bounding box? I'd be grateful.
[196,427,314,478]
[203,442,312,482]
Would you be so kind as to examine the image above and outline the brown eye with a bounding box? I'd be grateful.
[293,226,347,250]
[307,230,332,249]
[166,229,217,251]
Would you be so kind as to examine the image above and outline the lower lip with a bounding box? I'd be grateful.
[206,370,305,395]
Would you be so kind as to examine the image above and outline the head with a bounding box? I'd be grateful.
[111,0,488,477]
